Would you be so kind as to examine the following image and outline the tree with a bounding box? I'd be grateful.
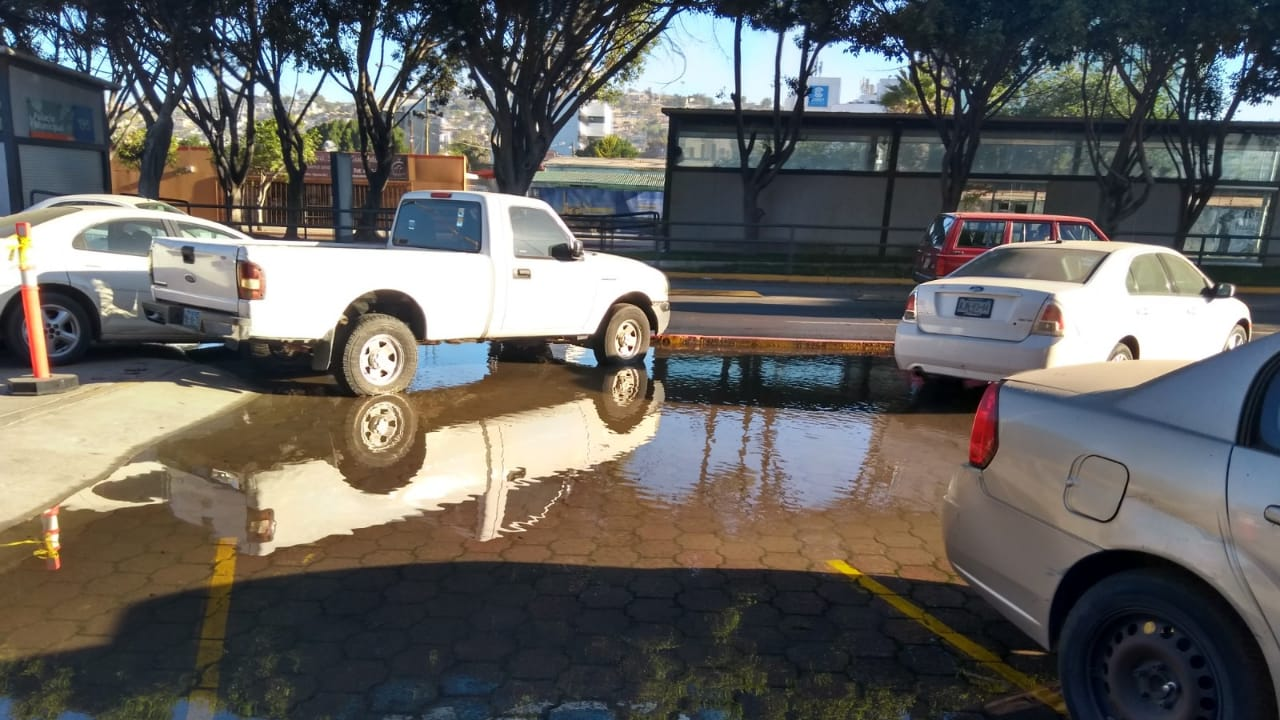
[179,2,258,223]
[87,0,217,198]
[113,126,178,170]
[315,0,457,238]
[712,0,860,239]
[311,119,361,151]
[439,0,679,195]
[864,0,1084,211]
[878,69,927,113]
[249,118,319,223]
[582,135,641,158]
[1159,0,1280,250]
[33,5,135,143]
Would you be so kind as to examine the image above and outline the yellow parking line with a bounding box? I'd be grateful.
[185,538,238,720]
[827,559,1066,714]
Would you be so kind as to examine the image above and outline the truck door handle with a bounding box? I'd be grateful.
[1265,506,1280,526]
[514,268,531,279]
[181,245,195,264]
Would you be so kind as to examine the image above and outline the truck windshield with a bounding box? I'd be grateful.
[392,199,483,253]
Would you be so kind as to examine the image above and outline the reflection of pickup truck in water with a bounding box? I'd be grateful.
[143,191,671,395]
[65,364,662,555]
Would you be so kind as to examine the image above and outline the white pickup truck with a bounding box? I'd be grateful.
[142,191,670,395]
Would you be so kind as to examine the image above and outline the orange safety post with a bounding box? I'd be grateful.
[15,221,51,379]
[40,506,61,571]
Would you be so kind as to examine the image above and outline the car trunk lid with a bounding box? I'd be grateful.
[914,277,1069,341]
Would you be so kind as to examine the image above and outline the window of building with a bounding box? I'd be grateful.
[959,181,1047,214]
[971,136,1079,176]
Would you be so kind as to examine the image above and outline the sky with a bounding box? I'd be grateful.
[628,14,1280,122]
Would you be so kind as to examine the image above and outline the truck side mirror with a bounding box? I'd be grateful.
[551,240,583,260]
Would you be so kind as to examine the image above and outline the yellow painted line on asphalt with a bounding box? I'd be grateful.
[827,560,1066,714]
[656,334,895,356]
[185,538,238,720]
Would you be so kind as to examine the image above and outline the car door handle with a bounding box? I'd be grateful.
[514,268,531,279]
[1265,506,1280,526]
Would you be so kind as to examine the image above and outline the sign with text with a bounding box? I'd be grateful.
[26,99,96,143]
[305,151,409,182]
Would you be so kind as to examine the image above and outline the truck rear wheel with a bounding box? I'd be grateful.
[333,313,418,396]
[592,303,650,366]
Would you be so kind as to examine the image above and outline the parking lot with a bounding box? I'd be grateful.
[0,348,1064,720]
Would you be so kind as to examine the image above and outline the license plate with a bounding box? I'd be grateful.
[182,308,201,330]
[955,297,993,318]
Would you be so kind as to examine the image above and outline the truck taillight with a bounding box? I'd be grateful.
[969,382,1000,468]
[1032,301,1064,336]
[237,260,265,300]
[902,291,917,321]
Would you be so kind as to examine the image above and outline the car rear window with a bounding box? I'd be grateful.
[950,247,1107,283]
[925,214,954,248]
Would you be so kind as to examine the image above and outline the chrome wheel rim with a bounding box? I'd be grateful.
[22,304,83,360]
[611,318,642,359]
[357,333,405,387]
[1087,613,1220,720]
[1225,331,1246,350]
[357,400,404,452]
[608,367,641,406]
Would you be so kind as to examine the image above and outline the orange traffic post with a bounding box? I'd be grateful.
[39,506,61,571]
[5,221,78,395]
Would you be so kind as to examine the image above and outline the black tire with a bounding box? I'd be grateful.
[334,394,425,494]
[592,303,650,366]
[3,290,93,365]
[1224,324,1249,351]
[332,313,418,396]
[1059,569,1276,720]
[1107,342,1134,362]
[593,365,651,433]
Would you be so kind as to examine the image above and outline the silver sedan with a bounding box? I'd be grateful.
[943,332,1280,719]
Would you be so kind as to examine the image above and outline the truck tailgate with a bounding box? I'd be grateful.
[152,237,241,314]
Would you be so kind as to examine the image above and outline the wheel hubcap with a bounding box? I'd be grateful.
[22,305,82,359]
[609,368,641,405]
[358,400,403,451]
[1091,615,1218,719]
[1226,332,1245,350]
[612,319,641,358]
[358,334,404,386]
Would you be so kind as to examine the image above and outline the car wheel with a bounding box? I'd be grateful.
[592,303,650,366]
[3,290,93,365]
[1107,342,1134,361]
[1224,324,1249,351]
[334,394,425,494]
[594,365,650,433]
[333,313,418,396]
[1059,570,1276,720]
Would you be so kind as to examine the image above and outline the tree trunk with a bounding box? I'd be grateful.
[741,181,762,244]
[358,151,392,242]
[284,171,306,239]
[137,115,174,199]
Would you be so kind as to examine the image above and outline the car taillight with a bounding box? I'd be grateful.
[969,382,1000,468]
[1032,300,1064,336]
[237,260,265,300]
[903,291,917,321]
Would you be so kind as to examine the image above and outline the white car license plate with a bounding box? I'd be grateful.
[955,297,993,318]
[182,308,201,330]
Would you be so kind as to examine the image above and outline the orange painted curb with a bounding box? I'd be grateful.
[655,334,895,357]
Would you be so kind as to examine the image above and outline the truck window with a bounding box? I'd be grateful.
[1059,222,1101,241]
[391,199,483,253]
[1010,222,1051,242]
[955,220,1006,249]
[509,206,572,258]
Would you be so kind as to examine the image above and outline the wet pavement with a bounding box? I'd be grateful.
[0,347,1062,720]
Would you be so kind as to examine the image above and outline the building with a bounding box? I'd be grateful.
[662,109,1280,266]
[0,47,114,214]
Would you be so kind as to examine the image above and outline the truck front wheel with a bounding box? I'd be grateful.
[333,313,418,396]
[593,303,650,366]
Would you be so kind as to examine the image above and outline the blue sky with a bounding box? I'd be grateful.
[632,14,1280,121]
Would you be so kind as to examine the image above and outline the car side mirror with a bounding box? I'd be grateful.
[1204,282,1236,299]
[551,240,583,260]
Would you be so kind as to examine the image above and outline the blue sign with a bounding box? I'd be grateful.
[807,85,829,108]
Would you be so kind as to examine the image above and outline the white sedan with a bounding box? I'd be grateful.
[27,193,187,214]
[894,240,1252,381]
[2,206,250,364]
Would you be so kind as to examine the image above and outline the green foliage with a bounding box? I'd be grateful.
[310,119,360,152]
[582,134,640,158]
[251,118,319,176]
[112,127,178,170]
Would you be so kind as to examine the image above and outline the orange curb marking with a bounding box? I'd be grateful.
[655,334,895,356]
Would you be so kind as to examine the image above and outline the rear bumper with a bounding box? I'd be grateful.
[653,301,671,335]
[142,300,250,341]
[893,322,1086,381]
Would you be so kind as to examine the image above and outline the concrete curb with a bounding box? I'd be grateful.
[656,334,895,356]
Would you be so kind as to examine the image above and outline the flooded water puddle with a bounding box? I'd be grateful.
[0,350,1056,720]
